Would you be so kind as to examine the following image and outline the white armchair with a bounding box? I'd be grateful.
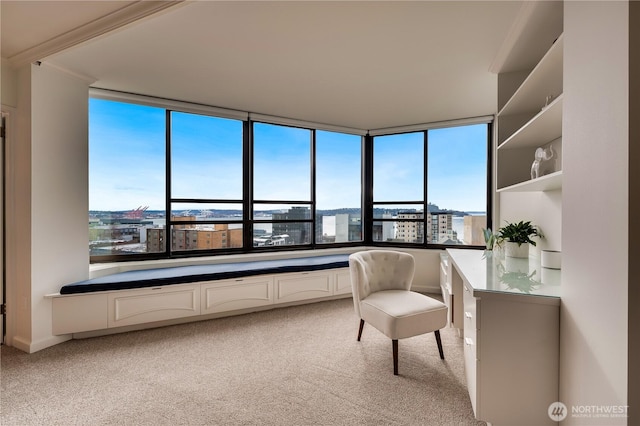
[348,250,448,375]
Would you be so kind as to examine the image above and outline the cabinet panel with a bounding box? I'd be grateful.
[334,269,352,295]
[462,281,479,415]
[52,294,108,334]
[201,277,273,314]
[276,272,333,303]
[108,285,200,328]
[476,296,559,425]
[440,255,453,326]
[448,259,465,332]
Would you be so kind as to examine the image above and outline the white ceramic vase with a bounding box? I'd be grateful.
[504,241,529,258]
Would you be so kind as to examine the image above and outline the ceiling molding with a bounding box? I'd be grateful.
[7,0,187,68]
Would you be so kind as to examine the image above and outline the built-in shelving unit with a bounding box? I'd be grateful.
[497,170,562,193]
[490,0,564,250]
[496,32,564,192]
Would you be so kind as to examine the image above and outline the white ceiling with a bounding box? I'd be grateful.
[2,1,524,131]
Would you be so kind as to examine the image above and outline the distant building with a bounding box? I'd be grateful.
[272,207,311,244]
[395,211,458,244]
[397,211,424,243]
[427,212,457,244]
[463,215,487,246]
[147,217,243,252]
[335,213,362,243]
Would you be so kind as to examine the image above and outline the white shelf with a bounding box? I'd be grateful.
[498,94,563,150]
[498,34,564,117]
[497,171,562,193]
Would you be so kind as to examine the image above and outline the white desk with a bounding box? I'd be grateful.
[446,248,560,426]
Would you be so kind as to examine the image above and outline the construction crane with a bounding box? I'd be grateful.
[123,206,149,219]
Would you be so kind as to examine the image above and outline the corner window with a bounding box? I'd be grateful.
[89,94,489,263]
[372,123,489,246]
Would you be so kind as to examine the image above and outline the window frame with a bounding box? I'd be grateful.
[88,92,491,264]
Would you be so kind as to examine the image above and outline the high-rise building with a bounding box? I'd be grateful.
[463,215,487,246]
[397,211,424,243]
[395,211,458,244]
[335,213,362,243]
[272,207,311,244]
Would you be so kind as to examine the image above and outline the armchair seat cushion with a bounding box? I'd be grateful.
[361,290,448,340]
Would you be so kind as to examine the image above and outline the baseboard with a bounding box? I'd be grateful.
[11,334,71,353]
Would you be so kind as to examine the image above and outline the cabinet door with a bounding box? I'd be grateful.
[108,285,200,328]
[334,269,352,295]
[275,271,333,303]
[201,276,273,314]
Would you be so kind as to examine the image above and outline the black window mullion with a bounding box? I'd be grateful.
[423,130,429,247]
[243,120,253,251]
[311,129,316,245]
[165,110,172,257]
[363,133,374,244]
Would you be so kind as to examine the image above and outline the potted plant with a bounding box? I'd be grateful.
[482,228,498,250]
[497,220,542,258]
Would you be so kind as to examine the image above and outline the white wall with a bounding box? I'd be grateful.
[8,63,90,352]
[9,64,34,350]
[561,2,628,424]
[1,58,18,108]
[499,189,562,255]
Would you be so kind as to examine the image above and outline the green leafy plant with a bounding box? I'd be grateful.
[497,220,542,247]
[482,228,498,250]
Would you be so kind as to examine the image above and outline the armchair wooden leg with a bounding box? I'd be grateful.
[435,330,444,360]
[393,339,399,375]
[357,319,365,341]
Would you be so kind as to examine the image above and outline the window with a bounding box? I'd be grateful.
[371,123,490,246]
[89,98,166,257]
[89,94,489,263]
[372,132,425,243]
[316,131,362,244]
[253,123,312,247]
[169,112,244,253]
[427,124,488,245]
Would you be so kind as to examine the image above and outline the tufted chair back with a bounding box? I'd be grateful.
[348,250,415,317]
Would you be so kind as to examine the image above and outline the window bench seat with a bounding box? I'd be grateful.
[48,254,352,336]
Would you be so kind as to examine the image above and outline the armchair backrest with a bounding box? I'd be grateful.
[348,250,415,317]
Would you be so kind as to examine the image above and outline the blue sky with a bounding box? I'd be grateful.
[89,98,487,212]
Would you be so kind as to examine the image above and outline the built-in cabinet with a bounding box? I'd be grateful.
[50,268,351,335]
[448,249,560,426]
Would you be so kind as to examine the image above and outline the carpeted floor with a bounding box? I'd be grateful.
[1,297,485,425]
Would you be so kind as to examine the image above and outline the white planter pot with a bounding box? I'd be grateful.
[504,241,529,258]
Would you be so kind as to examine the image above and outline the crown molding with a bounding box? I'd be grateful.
[7,0,187,68]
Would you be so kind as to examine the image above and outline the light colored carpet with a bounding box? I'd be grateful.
[1,297,485,425]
